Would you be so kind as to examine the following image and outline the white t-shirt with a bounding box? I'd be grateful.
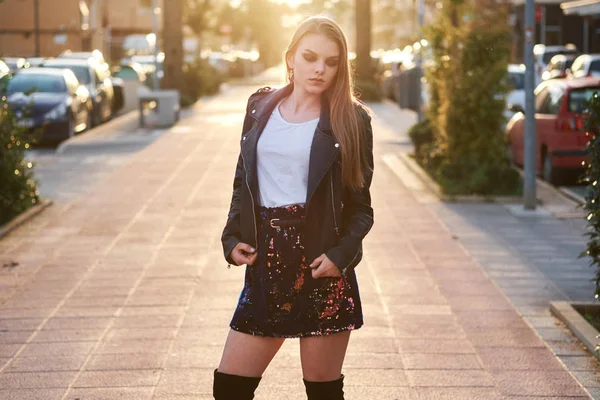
[256,102,319,208]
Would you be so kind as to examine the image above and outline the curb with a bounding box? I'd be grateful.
[397,152,525,204]
[559,186,586,206]
[0,199,53,239]
[56,110,139,155]
[550,301,600,360]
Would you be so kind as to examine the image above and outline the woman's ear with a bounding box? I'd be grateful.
[285,52,294,72]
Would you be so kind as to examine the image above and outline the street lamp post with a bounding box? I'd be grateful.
[524,0,537,209]
[416,0,425,123]
[34,0,40,57]
[152,0,160,90]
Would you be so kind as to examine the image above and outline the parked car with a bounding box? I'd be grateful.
[41,58,114,126]
[533,44,579,85]
[568,54,600,79]
[1,68,92,142]
[0,61,10,93]
[1,57,30,73]
[542,54,577,81]
[505,64,526,123]
[59,49,109,73]
[505,77,599,184]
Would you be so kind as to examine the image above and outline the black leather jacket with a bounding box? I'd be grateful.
[221,83,374,275]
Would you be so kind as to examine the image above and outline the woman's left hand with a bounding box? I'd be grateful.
[309,254,342,278]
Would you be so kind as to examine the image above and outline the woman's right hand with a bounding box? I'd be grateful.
[231,242,258,266]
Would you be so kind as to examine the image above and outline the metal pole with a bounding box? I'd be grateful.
[584,17,590,53]
[524,0,537,209]
[34,0,40,57]
[540,5,546,45]
[152,0,159,90]
[416,0,425,123]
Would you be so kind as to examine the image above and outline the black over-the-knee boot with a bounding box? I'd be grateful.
[213,369,262,400]
[303,375,345,400]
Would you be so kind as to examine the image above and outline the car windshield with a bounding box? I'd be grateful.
[508,71,525,90]
[45,65,90,84]
[568,87,600,114]
[543,49,579,64]
[6,74,66,95]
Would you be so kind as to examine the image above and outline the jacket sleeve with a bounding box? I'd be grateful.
[221,97,256,265]
[326,111,374,274]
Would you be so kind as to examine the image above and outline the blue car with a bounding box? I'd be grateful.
[3,68,92,143]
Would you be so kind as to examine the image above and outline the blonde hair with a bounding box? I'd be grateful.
[285,16,371,190]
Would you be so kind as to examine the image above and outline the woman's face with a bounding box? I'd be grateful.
[288,33,340,95]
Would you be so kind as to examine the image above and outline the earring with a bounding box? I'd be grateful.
[289,69,294,81]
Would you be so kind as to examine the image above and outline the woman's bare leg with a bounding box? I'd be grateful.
[218,329,286,377]
[299,331,351,381]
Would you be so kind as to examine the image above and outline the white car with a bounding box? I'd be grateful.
[568,54,600,79]
[504,64,526,124]
[533,44,579,85]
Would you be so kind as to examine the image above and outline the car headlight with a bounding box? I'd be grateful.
[44,103,68,120]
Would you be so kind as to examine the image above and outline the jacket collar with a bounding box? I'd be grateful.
[250,83,333,134]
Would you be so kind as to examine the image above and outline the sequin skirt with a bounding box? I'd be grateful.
[230,204,363,338]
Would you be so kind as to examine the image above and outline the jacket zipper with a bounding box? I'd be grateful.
[330,172,339,236]
[240,148,258,250]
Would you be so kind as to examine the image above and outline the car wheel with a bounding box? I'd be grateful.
[92,106,101,127]
[542,153,560,185]
[66,115,75,139]
[86,109,93,131]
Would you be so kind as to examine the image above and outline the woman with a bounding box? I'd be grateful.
[216,16,374,400]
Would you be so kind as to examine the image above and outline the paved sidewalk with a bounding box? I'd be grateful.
[0,81,595,399]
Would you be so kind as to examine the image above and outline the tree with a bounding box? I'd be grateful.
[419,0,520,195]
[162,0,184,91]
[355,0,372,80]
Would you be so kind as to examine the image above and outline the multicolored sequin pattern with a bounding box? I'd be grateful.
[230,204,363,338]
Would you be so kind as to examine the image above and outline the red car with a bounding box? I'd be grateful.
[505,77,599,184]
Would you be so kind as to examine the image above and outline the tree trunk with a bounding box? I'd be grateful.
[162,0,184,91]
[355,0,372,80]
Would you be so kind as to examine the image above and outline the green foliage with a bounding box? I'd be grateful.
[407,119,434,158]
[0,98,40,226]
[354,79,382,102]
[580,91,600,298]
[411,0,521,196]
[180,59,224,108]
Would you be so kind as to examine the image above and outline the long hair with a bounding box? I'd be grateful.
[285,16,371,191]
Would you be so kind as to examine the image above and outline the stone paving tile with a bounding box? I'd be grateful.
[66,386,154,399]
[405,369,495,387]
[400,353,481,370]
[86,353,167,371]
[0,371,76,389]
[5,355,87,372]
[31,329,105,343]
[477,347,568,371]
[18,342,96,357]
[73,369,162,388]
[492,370,589,396]
[412,387,504,400]
[0,388,66,400]
[43,317,113,331]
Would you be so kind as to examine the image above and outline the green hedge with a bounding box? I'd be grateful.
[180,59,225,108]
[0,99,40,225]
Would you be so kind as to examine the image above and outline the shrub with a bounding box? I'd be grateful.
[180,59,225,107]
[417,0,521,196]
[354,79,382,102]
[0,98,40,225]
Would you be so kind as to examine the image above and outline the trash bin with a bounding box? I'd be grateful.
[138,89,180,128]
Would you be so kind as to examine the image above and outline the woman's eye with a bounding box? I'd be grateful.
[326,60,338,67]
[303,55,315,62]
